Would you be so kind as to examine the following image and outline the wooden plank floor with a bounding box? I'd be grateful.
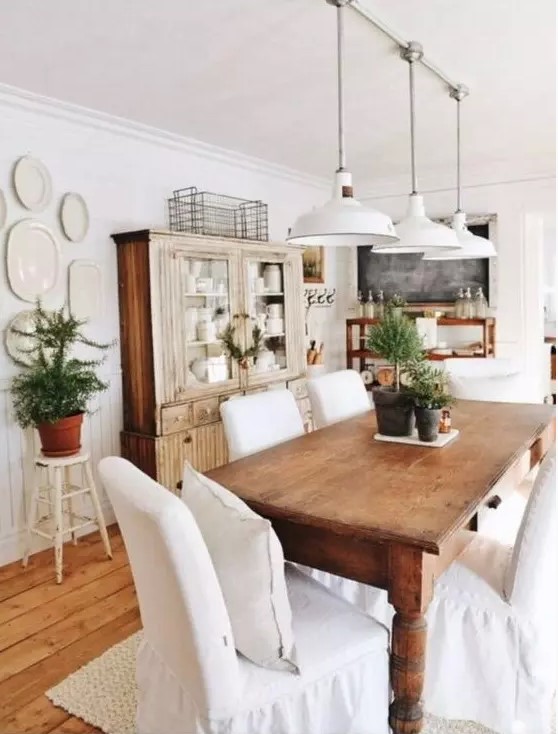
[0,525,140,734]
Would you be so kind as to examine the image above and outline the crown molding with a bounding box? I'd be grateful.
[0,83,329,192]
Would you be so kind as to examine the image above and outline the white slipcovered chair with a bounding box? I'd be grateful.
[220,389,304,461]
[307,369,372,429]
[444,358,531,543]
[99,457,390,734]
[424,448,557,734]
[443,358,526,403]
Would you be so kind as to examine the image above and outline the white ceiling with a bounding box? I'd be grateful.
[0,0,554,185]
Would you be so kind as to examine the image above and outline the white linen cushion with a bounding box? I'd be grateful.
[181,461,298,673]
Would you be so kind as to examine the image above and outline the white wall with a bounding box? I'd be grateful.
[0,86,327,565]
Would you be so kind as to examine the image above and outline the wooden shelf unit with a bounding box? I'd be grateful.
[346,317,496,377]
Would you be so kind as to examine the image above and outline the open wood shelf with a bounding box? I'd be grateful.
[347,316,496,374]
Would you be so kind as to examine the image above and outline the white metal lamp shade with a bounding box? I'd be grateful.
[423,211,497,260]
[287,171,398,246]
[373,194,461,253]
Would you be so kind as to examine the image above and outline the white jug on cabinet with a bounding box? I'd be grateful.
[263,264,282,293]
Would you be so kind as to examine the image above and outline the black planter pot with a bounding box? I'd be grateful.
[372,387,415,437]
[415,407,441,442]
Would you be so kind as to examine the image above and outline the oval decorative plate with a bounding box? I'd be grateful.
[60,192,89,242]
[0,189,6,229]
[13,156,53,211]
[5,310,37,366]
[69,260,102,320]
[7,219,60,302]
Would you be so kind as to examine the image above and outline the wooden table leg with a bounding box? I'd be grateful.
[388,544,435,734]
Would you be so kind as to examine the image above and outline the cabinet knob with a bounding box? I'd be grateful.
[487,495,502,510]
[183,433,192,444]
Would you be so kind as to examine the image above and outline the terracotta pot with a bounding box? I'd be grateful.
[372,387,415,437]
[37,413,84,457]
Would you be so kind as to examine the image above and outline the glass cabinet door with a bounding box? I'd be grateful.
[176,252,240,394]
[241,253,300,384]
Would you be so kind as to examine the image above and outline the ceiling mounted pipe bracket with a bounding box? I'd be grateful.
[450,84,470,101]
[401,41,423,64]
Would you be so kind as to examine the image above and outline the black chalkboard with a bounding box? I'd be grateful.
[357,224,490,304]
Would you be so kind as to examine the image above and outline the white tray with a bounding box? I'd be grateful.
[374,429,459,448]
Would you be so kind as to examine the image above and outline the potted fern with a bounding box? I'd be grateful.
[9,303,113,457]
[367,310,424,436]
[405,361,455,442]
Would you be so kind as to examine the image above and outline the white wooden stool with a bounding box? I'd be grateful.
[23,452,112,583]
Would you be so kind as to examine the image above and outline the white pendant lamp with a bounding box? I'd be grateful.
[286,0,397,247]
[424,85,497,260]
[374,42,461,254]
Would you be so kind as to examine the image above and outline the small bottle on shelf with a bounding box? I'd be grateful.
[365,290,375,319]
[356,290,365,317]
[463,287,474,319]
[474,287,488,318]
[376,290,385,319]
[454,288,465,319]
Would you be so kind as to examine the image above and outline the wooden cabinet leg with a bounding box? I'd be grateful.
[389,611,427,733]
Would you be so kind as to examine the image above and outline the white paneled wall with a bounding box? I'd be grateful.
[0,374,122,566]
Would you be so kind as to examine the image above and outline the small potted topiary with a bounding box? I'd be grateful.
[389,293,407,318]
[9,302,113,457]
[405,360,455,442]
[367,310,424,436]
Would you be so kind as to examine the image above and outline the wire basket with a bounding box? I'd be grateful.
[168,187,268,241]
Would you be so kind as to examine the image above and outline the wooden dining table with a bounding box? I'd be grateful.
[208,400,555,734]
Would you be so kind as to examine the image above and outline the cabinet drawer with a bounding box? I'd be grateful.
[193,397,221,426]
[288,378,307,400]
[161,404,194,435]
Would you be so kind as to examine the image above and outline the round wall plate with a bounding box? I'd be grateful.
[5,310,37,366]
[13,155,52,211]
[60,192,89,242]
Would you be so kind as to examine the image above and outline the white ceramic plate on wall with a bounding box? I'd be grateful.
[6,219,60,302]
[13,156,52,211]
[0,189,6,229]
[69,260,102,321]
[60,192,89,242]
[5,310,37,366]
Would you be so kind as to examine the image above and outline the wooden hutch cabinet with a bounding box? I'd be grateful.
[112,229,307,491]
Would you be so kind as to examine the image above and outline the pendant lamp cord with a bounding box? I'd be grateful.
[401,42,423,195]
[456,96,462,211]
[409,59,417,194]
[450,84,469,212]
[336,2,346,171]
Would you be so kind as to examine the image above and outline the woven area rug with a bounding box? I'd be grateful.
[44,632,520,734]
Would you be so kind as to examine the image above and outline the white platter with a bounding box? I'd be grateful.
[5,310,37,366]
[7,219,60,302]
[0,189,6,229]
[60,192,89,242]
[13,156,52,211]
[69,260,102,321]
[374,429,460,448]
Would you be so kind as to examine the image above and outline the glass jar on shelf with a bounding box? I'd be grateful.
[474,287,488,318]
[463,287,474,319]
[376,290,385,319]
[356,290,365,317]
[454,288,465,319]
[365,290,375,319]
